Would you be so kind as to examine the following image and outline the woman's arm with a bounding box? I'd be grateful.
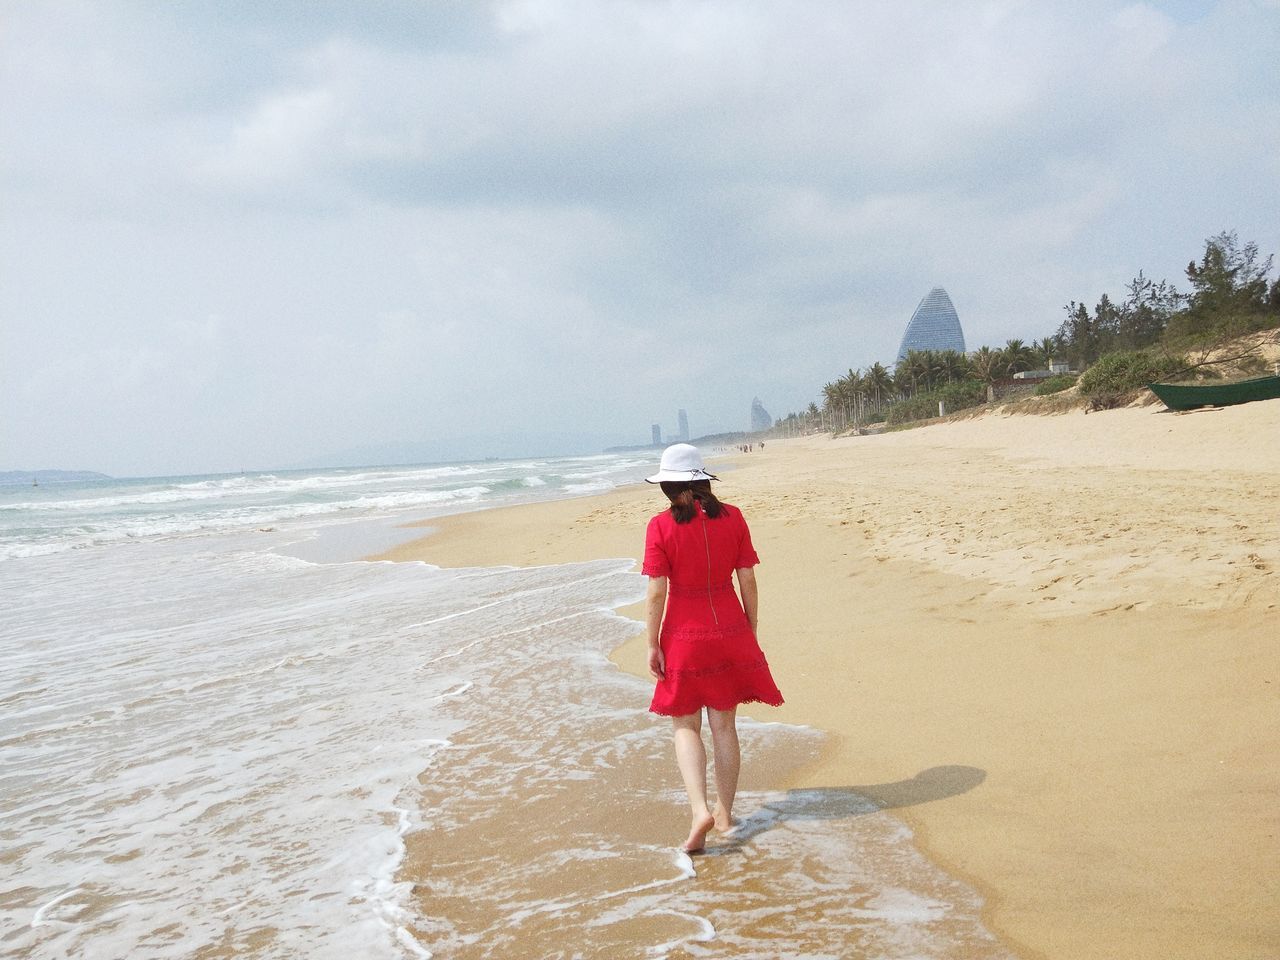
[646,576,668,680]
[736,566,759,636]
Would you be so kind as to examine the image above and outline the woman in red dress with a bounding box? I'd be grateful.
[642,444,783,853]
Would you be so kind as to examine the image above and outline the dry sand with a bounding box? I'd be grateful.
[376,403,1280,959]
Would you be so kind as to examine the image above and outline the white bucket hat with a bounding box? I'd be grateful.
[645,443,719,483]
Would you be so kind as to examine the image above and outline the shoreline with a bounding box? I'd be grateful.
[373,405,1280,960]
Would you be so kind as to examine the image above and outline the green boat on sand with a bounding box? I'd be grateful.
[1148,374,1280,411]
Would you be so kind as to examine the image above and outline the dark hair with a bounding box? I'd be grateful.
[659,479,724,524]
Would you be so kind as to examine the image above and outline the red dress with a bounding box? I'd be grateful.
[643,501,784,716]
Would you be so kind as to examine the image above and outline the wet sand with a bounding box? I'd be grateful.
[376,403,1280,959]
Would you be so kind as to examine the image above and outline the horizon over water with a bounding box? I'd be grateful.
[0,453,657,562]
[1,453,1011,958]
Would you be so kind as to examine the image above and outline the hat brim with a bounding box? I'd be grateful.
[644,469,720,484]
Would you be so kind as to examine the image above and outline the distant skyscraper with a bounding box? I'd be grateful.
[750,398,772,432]
[651,423,662,446]
[677,409,689,442]
[896,287,966,361]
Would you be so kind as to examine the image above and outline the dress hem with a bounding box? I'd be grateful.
[648,694,785,717]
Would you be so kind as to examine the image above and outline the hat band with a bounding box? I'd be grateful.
[645,468,719,483]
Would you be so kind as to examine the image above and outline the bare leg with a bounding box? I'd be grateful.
[672,711,715,852]
[707,706,740,833]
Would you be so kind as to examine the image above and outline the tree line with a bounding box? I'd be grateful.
[773,231,1280,433]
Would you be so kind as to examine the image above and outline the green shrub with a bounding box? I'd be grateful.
[885,379,986,425]
[1078,350,1186,396]
[1034,374,1077,396]
[885,395,938,425]
[937,379,987,408]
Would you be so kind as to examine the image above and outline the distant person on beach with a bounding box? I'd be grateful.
[642,443,784,853]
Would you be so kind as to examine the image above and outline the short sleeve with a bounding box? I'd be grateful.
[641,515,671,577]
[735,510,760,569]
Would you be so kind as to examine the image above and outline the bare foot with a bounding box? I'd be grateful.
[683,810,715,853]
[712,804,737,834]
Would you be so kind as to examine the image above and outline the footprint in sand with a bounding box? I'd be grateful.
[1092,602,1142,615]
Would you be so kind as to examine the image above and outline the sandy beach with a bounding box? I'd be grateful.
[378,403,1280,959]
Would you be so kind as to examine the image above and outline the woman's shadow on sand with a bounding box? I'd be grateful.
[716,765,987,850]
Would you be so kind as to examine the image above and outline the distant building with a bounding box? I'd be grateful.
[676,409,689,442]
[1013,360,1075,380]
[896,287,966,361]
[651,423,662,446]
[750,397,773,432]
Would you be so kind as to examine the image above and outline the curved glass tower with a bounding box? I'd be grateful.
[896,287,966,360]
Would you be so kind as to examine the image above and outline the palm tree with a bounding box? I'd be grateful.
[940,349,969,384]
[968,345,1002,402]
[893,358,910,398]
[923,350,947,389]
[832,372,851,429]
[866,362,892,411]
[898,350,932,396]
[822,381,841,429]
[888,369,910,403]
[846,368,870,425]
[1032,336,1059,369]
[1001,339,1036,375]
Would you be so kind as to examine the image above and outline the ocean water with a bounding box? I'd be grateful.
[0,456,652,562]
[0,456,1012,959]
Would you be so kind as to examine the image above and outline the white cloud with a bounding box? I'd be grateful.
[1111,3,1177,58]
[197,87,341,188]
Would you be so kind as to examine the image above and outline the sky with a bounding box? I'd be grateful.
[2,0,1278,476]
